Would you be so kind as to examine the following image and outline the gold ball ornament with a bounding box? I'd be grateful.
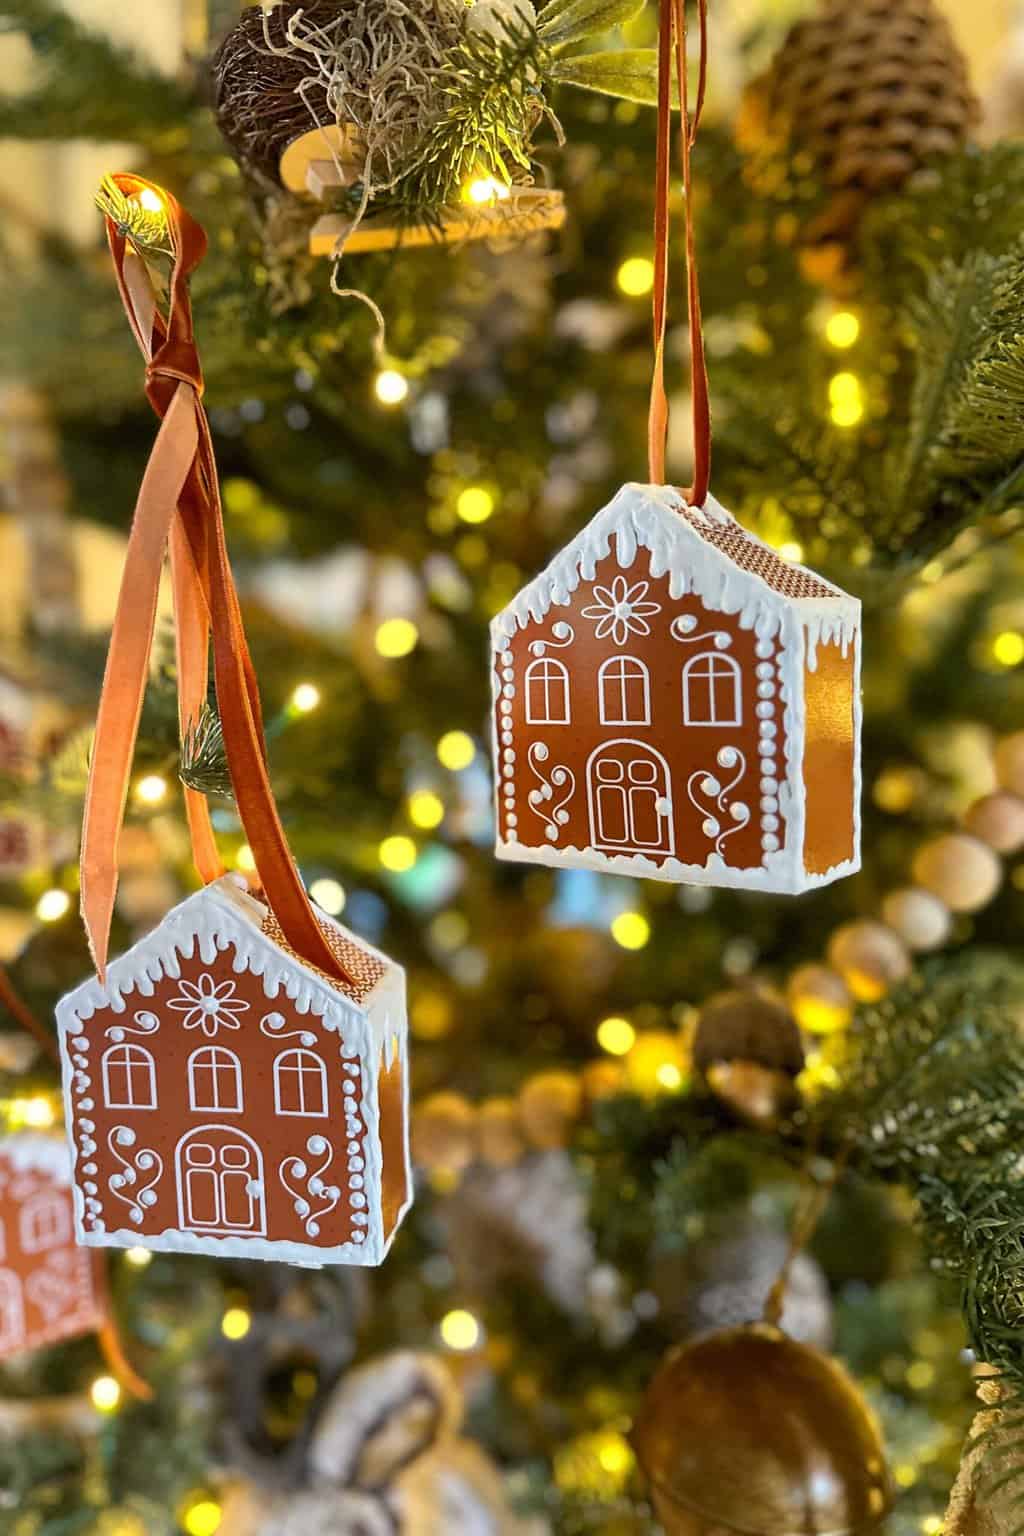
[880,887,952,953]
[412,1092,478,1177]
[633,1324,892,1536]
[964,792,1024,855]
[995,732,1024,799]
[912,833,1002,914]
[519,1071,583,1150]
[827,921,911,1002]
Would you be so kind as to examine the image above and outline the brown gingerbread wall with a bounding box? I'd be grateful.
[495,550,788,873]
[67,943,372,1254]
[0,1156,102,1354]
[802,639,857,876]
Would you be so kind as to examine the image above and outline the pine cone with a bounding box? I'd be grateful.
[738,0,979,271]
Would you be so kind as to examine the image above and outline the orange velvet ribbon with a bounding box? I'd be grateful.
[83,174,352,988]
[648,0,711,505]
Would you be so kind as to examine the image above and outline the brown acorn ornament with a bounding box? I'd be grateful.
[633,1323,892,1536]
[693,989,804,1127]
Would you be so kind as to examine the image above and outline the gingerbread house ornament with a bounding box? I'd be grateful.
[56,877,411,1267]
[0,1134,105,1358]
[491,485,861,894]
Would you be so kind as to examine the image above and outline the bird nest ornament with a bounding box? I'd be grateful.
[213,0,658,258]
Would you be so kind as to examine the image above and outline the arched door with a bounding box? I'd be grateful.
[587,741,675,858]
[175,1126,266,1238]
[0,1268,24,1351]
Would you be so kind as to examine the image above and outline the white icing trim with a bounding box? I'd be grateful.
[69,1220,389,1270]
[0,1135,72,1185]
[489,485,860,656]
[494,836,858,895]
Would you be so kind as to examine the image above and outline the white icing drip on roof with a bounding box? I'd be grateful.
[491,484,860,655]
[56,879,402,1058]
[0,1133,72,1184]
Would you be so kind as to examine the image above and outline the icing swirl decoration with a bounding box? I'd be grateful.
[105,1009,161,1043]
[260,1011,317,1048]
[107,1126,163,1226]
[279,1135,342,1239]
[527,743,576,844]
[582,577,660,645]
[671,613,733,649]
[529,621,575,658]
[687,746,751,857]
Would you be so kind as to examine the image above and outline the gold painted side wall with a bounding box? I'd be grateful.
[378,1046,409,1242]
[802,640,856,877]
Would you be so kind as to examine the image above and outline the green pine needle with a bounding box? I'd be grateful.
[179,705,232,799]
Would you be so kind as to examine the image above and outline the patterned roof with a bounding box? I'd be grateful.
[679,506,841,602]
[261,909,387,1008]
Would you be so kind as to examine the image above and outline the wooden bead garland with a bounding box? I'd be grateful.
[827,920,912,1003]
[995,731,1024,797]
[880,888,952,952]
[963,792,1024,855]
[410,729,1024,1187]
[912,833,1002,914]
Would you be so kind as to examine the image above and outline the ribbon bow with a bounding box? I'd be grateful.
[648,0,711,504]
[82,174,351,987]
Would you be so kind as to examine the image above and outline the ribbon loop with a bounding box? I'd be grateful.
[648,0,712,507]
[84,173,353,989]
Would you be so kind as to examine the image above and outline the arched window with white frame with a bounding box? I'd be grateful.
[599,656,651,726]
[20,1192,70,1254]
[101,1044,157,1111]
[682,652,743,727]
[525,658,570,725]
[274,1049,328,1118]
[188,1046,244,1114]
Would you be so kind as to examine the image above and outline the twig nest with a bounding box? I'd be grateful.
[633,1324,892,1536]
[911,833,1002,914]
[445,1151,596,1313]
[412,1092,478,1176]
[827,921,911,1002]
[880,887,952,952]
[213,0,466,188]
[476,1096,526,1168]
[787,963,853,1035]
[519,1071,583,1150]
[253,1490,392,1536]
[964,791,1024,855]
[310,1351,459,1486]
[651,1225,833,1349]
[693,990,804,1077]
[995,731,1024,798]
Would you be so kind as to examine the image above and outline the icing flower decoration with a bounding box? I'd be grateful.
[168,973,250,1037]
[581,576,661,645]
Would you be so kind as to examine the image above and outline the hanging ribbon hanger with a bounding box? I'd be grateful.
[648,0,711,505]
[83,174,353,988]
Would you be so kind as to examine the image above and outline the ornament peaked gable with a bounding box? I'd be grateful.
[0,1134,105,1357]
[491,483,861,894]
[56,877,411,1268]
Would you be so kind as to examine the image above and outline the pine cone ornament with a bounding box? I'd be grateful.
[738,0,980,277]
